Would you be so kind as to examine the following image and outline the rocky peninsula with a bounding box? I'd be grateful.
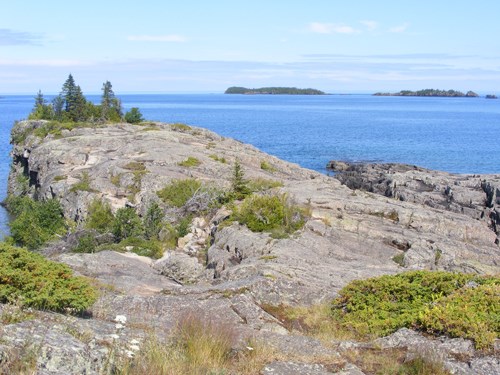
[1,120,499,374]
[373,89,479,97]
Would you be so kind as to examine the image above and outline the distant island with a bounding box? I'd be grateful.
[486,94,498,99]
[225,86,326,95]
[373,89,479,97]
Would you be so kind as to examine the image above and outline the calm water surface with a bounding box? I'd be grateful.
[1,94,499,237]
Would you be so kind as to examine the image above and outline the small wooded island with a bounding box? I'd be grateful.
[373,89,479,97]
[225,86,326,95]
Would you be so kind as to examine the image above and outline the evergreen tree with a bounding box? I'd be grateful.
[101,81,115,120]
[28,90,54,120]
[231,159,250,199]
[52,95,65,121]
[71,85,87,122]
[61,73,77,113]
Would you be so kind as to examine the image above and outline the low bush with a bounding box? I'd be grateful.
[233,193,308,235]
[331,270,499,349]
[108,237,164,259]
[6,195,66,249]
[157,178,202,208]
[86,198,114,233]
[112,207,144,241]
[0,242,97,313]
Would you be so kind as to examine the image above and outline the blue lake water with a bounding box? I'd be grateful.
[1,93,500,237]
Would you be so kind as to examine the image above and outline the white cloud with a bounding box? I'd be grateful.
[127,35,187,42]
[309,22,360,34]
[389,23,409,33]
[360,20,378,31]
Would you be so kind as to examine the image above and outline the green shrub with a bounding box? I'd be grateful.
[86,198,114,233]
[419,283,499,349]
[112,207,144,241]
[0,243,97,313]
[178,157,201,168]
[6,196,66,249]
[230,159,251,200]
[209,154,227,163]
[73,233,98,253]
[331,270,499,349]
[144,201,164,240]
[124,107,144,124]
[157,179,202,208]
[233,193,308,234]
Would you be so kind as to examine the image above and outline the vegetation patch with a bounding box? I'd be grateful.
[178,156,201,168]
[123,162,146,171]
[0,242,97,313]
[85,198,114,233]
[5,195,66,249]
[170,123,192,132]
[208,154,227,163]
[260,160,277,172]
[247,178,283,192]
[331,270,499,349]
[157,178,202,208]
[70,171,96,193]
[233,193,309,236]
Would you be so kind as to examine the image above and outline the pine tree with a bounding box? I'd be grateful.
[61,73,77,113]
[231,159,250,199]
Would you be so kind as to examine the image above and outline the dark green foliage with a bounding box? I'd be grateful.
[230,159,250,199]
[28,90,54,120]
[112,207,144,241]
[233,193,308,235]
[73,233,97,254]
[225,86,325,95]
[157,179,202,208]
[331,270,499,349]
[0,242,97,313]
[6,196,66,249]
[124,107,144,124]
[85,198,114,233]
[144,201,164,240]
[100,81,122,122]
[24,75,133,126]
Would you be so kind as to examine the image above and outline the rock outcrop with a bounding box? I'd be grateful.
[2,121,499,373]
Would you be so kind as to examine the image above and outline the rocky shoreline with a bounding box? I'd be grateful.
[1,120,499,374]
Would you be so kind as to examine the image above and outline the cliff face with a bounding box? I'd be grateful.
[4,120,500,373]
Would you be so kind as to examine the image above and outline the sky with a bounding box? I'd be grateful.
[1,0,500,94]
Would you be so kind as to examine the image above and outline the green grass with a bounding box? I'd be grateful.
[0,242,97,313]
[208,154,227,163]
[178,156,201,167]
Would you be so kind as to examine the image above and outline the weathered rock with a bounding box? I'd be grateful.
[4,121,500,373]
[152,251,205,284]
[261,361,331,375]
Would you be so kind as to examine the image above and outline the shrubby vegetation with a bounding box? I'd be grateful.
[0,242,96,313]
[5,195,66,249]
[233,193,308,237]
[331,270,499,349]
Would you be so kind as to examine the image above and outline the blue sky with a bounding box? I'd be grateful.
[1,0,500,94]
